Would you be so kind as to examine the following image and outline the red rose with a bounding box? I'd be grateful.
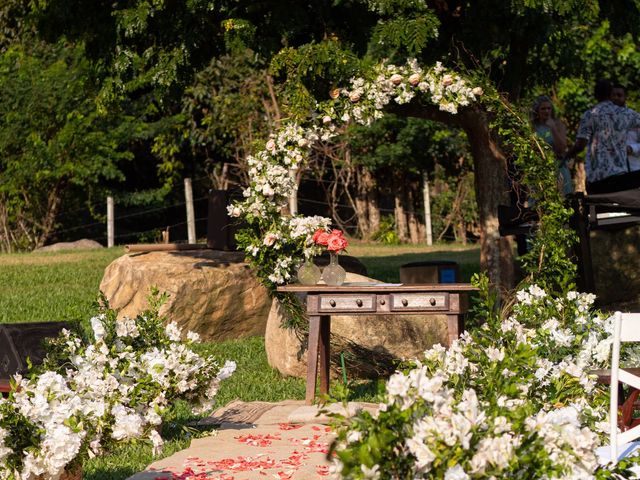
[330,229,344,237]
[327,234,348,252]
[313,229,330,246]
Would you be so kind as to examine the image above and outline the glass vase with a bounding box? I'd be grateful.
[322,251,346,286]
[297,258,321,285]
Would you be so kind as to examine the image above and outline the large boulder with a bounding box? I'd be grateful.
[35,239,103,252]
[265,273,449,379]
[99,250,271,341]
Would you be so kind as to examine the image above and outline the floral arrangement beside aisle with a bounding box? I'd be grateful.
[330,280,640,479]
[0,291,235,480]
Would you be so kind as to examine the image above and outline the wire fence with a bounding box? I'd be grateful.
[46,174,477,246]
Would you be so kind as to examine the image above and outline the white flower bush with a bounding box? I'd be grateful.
[231,58,481,291]
[330,282,640,479]
[0,291,235,479]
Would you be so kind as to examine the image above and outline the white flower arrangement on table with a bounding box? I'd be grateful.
[230,58,482,292]
[0,291,235,479]
[330,285,640,479]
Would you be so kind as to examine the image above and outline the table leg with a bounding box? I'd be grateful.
[446,314,464,346]
[318,315,331,396]
[306,315,321,404]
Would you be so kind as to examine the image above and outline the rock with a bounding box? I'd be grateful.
[99,250,271,341]
[35,239,103,252]
[265,273,449,379]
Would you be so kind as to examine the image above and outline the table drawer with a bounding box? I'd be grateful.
[318,294,377,313]
[390,293,448,311]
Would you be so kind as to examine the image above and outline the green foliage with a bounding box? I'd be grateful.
[482,85,577,294]
[0,40,137,250]
[182,49,275,168]
[370,16,439,57]
[372,216,401,245]
[0,400,40,475]
[271,40,361,121]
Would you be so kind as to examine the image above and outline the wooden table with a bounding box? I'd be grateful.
[277,283,476,404]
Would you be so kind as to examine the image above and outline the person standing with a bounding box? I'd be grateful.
[611,83,640,173]
[565,80,640,194]
[531,95,572,195]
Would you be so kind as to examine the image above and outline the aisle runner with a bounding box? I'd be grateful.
[127,401,375,480]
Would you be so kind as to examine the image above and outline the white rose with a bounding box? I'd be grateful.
[408,73,421,86]
[390,74,403,85]
[187,331,200,343]
[265,139,276,152]
[164,322,182,342]
[349,91,361,102]
[442,74,454,86]
[444,465,470,480]
[322,115,332,124]
[217,360,237,380]
[263,185,274,197]
[472,86,484,96]
[263,233,278,246]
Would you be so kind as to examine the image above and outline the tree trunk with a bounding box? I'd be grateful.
[459,109,515,291]
[365,171,380,238]
[355,166,371,239]
[406,183,420,244]
[36,183,64,249]
[393,174,409,242]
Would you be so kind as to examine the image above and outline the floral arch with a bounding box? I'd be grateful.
[229,58,483,290]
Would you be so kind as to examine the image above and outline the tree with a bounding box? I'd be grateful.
[181,49,280,188]
[0,40,136,251]
[348,115,473,242]
[12,0,640,290]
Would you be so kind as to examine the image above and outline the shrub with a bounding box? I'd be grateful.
[0,291,235,479]
[330,284,639,479]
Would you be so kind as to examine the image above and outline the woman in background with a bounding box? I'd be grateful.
[531,95,572,195]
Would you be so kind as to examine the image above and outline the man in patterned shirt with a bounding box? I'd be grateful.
[565,79,640,194]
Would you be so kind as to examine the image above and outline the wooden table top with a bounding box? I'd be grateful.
[277,283,477,293]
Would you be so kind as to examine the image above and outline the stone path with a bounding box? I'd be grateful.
[127,401,376,480]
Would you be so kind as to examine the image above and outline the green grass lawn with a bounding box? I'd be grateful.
[0,242,480,479]
[0,248,124,324]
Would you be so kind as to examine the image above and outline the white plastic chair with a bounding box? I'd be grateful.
[600,311,640,465]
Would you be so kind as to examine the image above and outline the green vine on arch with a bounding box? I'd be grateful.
[484,87,577,294]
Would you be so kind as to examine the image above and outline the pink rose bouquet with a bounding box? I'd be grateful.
[313,228,348,253]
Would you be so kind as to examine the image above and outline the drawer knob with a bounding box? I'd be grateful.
[430,297,436,306]
[379,299,386,305]
[329,299,336,307]
[402,298,408,307]
[356,299,363,307]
